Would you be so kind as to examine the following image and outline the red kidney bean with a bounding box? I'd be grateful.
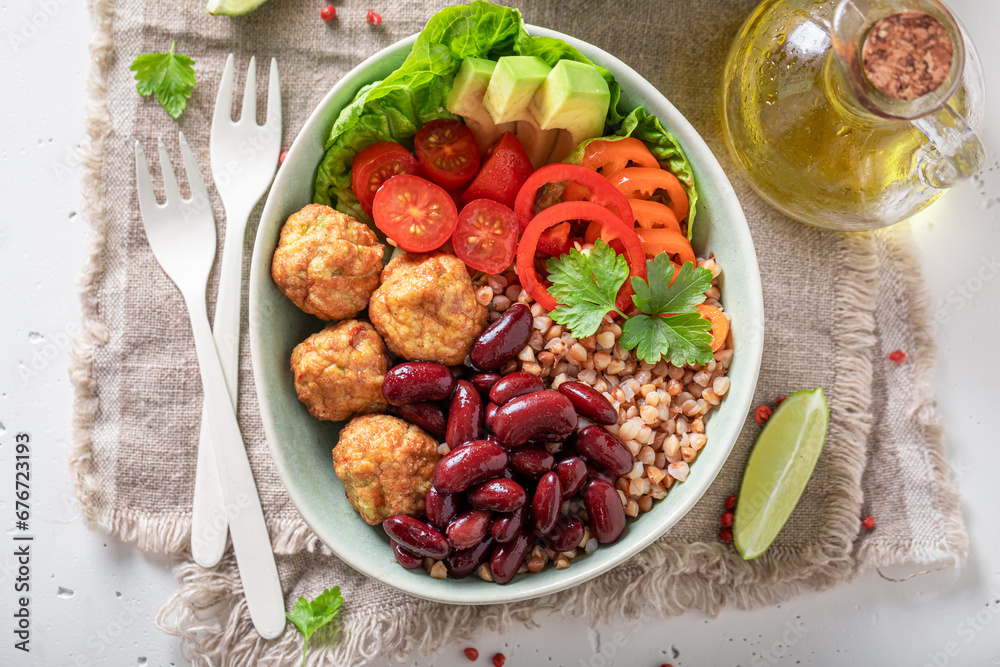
[446,380,483,449]
[382,362,456,406]
[397,402,447,437]
[432,440,508,494]
[470,303,533,371]
[583,480,627,544]
[530,472,562,536]
[585,461,615,485]
[444,538,494,579]
[470,372,502,394]
[574,425,633,476]
[555,456,588,499]
[382,515,451,559]
[467,478,527,512]
[558,381,618,425]
[488,372,545,407]
[425,487,460,530]
[446,510,492,550]
[547,517,585,552]
[490,506,527,543]
[492,390,578,448]
[509,448,555,477]
[489,527,534,584]
[390,540,423,569]
[484,402,498,430]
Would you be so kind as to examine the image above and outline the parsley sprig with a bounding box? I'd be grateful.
[130,41,196,119]
[547,241,715,366]
[286,586,343,666]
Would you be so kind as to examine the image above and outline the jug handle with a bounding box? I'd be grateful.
[913,102,986,189]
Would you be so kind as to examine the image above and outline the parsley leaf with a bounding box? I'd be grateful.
[286,586,343,666]
[631,254,712,316]
[130,42,196,119]
[547,240,629,338]
[545,242,718,366]
[621,312,713,366]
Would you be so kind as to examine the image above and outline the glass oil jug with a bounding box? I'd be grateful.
[721,0,986,232]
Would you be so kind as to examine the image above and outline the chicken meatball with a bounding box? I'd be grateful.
[272,203,384,321]
[369,252,488,366]
[290,320,389,422]
[333,414,441,525]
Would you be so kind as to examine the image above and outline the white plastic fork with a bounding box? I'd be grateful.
[191,55,281,570]
[135,135,285,640]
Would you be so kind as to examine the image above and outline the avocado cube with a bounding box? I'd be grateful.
[483,56,552,124]
[530,60,610,148]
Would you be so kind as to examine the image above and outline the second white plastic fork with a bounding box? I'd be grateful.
[191,54,281,569]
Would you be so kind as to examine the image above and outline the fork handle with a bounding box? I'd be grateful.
[183,290,286,640]
[191,207,251,568]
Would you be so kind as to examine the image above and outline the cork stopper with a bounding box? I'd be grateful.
[862,11,953,101]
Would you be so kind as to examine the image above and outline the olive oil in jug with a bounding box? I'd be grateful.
[721,0,985,231]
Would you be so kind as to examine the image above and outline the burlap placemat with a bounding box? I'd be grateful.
[71,0,968,664]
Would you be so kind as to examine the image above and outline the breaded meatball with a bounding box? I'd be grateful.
[272,203,384,321]
[291,320,389,422]
[369,252,488,366]
[333,414,441,525]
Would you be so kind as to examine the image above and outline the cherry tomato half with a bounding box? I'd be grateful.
[414,119,481,190]
[461,132,534,210]
[514,163,635,233]
[451,199,518,274]
[516,201,646,314]
[372,175,458,253]
[351,141,422,217]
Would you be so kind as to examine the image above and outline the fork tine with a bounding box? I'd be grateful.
[213,54,236,131]
[178,132,211,206]
[265,58,281,131]
[134,141,160,216]
[240,56,257,125]
[157,137,183,204]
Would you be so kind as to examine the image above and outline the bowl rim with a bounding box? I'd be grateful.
[249,24,764,605]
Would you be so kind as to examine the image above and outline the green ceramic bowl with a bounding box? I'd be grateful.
[249,27,763,605]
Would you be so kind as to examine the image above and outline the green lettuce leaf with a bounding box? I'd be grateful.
[566,106,699,238]
[314,0,622,215]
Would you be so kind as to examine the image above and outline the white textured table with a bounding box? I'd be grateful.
[1,1,998,665]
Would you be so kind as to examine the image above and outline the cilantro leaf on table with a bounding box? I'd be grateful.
[547,240,630,338]
[621,312,713,366]
[130,42,196,119]
[286,586,343,666]
[631,254,712,316]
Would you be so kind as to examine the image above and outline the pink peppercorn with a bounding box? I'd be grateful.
[754,404,773,424]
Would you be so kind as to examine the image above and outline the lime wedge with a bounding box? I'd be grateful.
[206,0,270,16]
[734,387,829,560]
